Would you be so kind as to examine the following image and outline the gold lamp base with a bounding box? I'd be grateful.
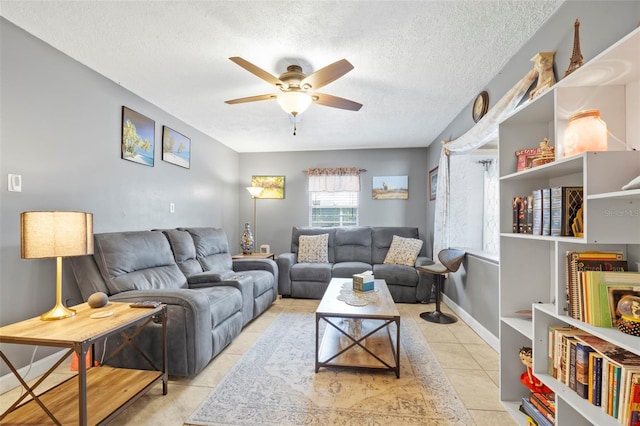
[40,303,76,321]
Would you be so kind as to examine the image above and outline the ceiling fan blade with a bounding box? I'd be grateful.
[301,59,354,90]
[229,57,283,86]
[224,94,276,104]
[311,93,362,111]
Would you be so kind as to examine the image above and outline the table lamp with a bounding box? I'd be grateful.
[20,211,94,320]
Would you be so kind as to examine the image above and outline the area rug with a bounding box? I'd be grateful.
[186,312,472,426]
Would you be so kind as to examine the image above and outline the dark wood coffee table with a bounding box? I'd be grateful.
[315,278,401,377]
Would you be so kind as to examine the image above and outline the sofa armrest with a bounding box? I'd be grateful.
[106,288,214,376]
[187,270,236,287]
[232,258,278,280]
[414,256,434,268]
[276,253,296,296]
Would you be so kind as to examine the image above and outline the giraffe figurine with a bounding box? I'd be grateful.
[565,19,584,77]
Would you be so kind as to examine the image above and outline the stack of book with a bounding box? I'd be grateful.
[512,186,582,236]
[520,391,556,426]
[547,329,640,425]
[564,250,630,322]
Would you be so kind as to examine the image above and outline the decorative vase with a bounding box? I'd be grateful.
[240,222,254,255]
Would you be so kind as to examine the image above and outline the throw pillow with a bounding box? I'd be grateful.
[297,233,329,263]
[383,235,423,267]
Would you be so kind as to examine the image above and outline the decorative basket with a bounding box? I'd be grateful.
[617,317,640,337]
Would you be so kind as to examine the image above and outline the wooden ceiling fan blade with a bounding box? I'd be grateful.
[224,94,276,104]
[301,59,354,90]
[229,57,283,86]
[312,93,362,111]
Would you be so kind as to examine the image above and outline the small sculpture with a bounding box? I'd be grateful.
[519,346,552,393]
[530,52,556,100]
[565,19,584,77]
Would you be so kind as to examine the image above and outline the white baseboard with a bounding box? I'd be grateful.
[442,294,500,352]
[0,349,66,394]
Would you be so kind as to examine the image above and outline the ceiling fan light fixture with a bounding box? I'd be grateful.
[276,91,312,116]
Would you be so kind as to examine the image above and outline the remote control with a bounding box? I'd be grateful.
[130,301,160,308]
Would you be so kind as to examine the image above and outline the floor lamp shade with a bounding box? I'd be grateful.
[20,211,94,320]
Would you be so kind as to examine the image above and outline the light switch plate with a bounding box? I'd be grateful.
[8,174,22,192]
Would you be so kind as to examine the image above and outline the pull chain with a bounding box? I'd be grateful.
[293,122,296,136]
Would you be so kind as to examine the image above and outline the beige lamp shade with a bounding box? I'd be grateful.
[21,211,94,259]
[246,186,264,198]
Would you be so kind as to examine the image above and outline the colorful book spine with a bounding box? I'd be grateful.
[532,189,542,235]
[550,186,583,236]
[613,364,622,418]
[589,352,603,406]
[542,188,551,236]
[627,373,640,426]
[576,342,594,398]
[568,338,578,389]
[526,194,533,234]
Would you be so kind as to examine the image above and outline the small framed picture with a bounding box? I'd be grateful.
[429,167,438,201]
[162,126,191,169]
[121,106,155,166]
[372,176,408,200]
[251,176,285,199]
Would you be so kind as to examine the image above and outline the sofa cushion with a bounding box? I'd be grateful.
[383,235,423,267]
[373,263,420,287]
[332,262,372,278]
[297,233,329,263]
[182,227,234,272]
[334,226,372,264]
[290,262,333,282]
[200,286,243,328]
[93,231,188,294]
[371,227,420,264]
[161,229,203,277]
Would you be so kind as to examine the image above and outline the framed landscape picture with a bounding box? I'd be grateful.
[121,106,155,166]
[372,176,408,200]
[162,126,191,169]
[251,175,285,199]
[429,167,438,201]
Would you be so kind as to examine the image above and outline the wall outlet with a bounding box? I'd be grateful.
[169,202,175,213]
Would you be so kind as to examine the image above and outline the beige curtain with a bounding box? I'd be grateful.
[433,69,539,258]
[307,167,361,192]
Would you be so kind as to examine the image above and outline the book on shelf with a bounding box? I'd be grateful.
[553,327,590,383]
[564,250,625,319]
[529,392,556,424]
[626,373,640,426]
[521,397,554,426]
[532,189,543,235]
[589,351,604,406]
[526,194,533,234]
[578,270,640,327]
[568,338,578,390]
[542,188,551,236]
[513,196,522,233]
[576,341,595,399]
[519,195,527,233]
[620,369,640,425]
[550,186,583,237]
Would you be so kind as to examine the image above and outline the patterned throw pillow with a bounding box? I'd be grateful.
[383,235,423,267]
[297,234,329,263]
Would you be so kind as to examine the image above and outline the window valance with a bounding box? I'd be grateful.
[307,167,361,192]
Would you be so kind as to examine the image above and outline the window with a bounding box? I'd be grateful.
[309,191,358,227]
[448,150,499,255]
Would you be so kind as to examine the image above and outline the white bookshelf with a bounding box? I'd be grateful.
[498,27,640,425]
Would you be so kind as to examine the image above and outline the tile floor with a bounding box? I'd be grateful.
[1,298,516,425]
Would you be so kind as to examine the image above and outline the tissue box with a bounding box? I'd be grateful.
[353,273,374,292]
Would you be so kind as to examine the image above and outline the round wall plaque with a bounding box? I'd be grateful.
[472,91,489,123]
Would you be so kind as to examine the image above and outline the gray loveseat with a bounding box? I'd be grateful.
[69,227,277,377]
[277,226,434,303]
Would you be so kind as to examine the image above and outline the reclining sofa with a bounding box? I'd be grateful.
[277,226,434,303]
[69,227,277,377]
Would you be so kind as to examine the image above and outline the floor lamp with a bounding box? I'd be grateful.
[246,187,263,253]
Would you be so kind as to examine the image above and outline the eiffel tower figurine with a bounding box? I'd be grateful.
[564,19,584,77]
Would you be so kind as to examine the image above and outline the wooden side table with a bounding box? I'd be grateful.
[0,302,167,425]
[232,252,275,260]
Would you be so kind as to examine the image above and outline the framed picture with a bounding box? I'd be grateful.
[121,106,155,166]
[429,167,438,201]
[251,176,285,199]
[162,126,191,169]
[372,176,408,200]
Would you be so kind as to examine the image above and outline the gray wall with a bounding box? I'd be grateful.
[0,19,241,371]
[238,148,429,257]
[427,1,640,339]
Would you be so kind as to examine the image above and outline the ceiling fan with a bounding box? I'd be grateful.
[225,57,362,134]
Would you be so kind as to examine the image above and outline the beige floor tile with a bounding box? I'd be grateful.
[429,342,482,369]
[485,369,500,387]
[416,321,460,343]
[450,324,486,345]
[172,352,241,388]
[469,409,517,426]
[445,368,505,411]
[109,382,211,426]
[224,330,261,354]
[463,342,499,371]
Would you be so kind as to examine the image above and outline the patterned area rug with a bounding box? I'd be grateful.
[186,312,472,426]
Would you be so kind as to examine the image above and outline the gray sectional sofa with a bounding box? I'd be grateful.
[69,227,277,377]
[277,226,434,303]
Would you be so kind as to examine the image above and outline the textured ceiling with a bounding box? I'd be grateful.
[0,1,564,152]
